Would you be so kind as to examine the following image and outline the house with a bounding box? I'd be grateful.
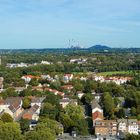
[22,104,40,121]
[61,85,73,90]
[80,76,87,81]
[32,86,44,92]
[117,119,128,134]
[41,74,51,80]
[21,75,40,83]
[41,61,52,65]
[15,87,26,93]
[0,99,9,113]
[60,98,77,108]
[93,76,105,83]
[91,100,104,126]
[70,58,87,64]
[3,97,23,120]
[138,121,140,134]
[7,63,28,68]
[61,85,74,91]
[95,120,117,136]
[30,96,45,107]
[76,91,85,99]
[44,88,65,97]
[94,93,103,102]
[127,119,139,135]
[117,119,139,135]
[63,74,73,83]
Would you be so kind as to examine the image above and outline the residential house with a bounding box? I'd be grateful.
[94,93,103,102]
[41,60,52,65]
[127,119,139,135]
[63,74,73,83]
[15,87,26,94]
[95,120,117,136]
[30,96,45,107]
[117,119,128,134]
[22,104,40,121]
[3,97,23,120]
[76,91,85,99]
[91,100,104,126]
[0,99,9,113]
[61,85,74,92]
[21,75,40,83]
[60,98,77,108]
[44,88,65,97]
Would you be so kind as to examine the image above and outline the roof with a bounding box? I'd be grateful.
[91,100,101,109]
[61,85,73,89]
[60,98,77,103]
[0,99,5,105]
[31,97,45,103]
[5,97,22,113]
[22,75,40,79]
[128,119,138,124]
[5,97,22,105]
[23,104,39,116]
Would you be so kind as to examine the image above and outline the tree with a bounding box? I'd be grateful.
[1,88,18,99]
[29,78,39,86]
[20,119,30,134]
[124,134,140,140]
[65,104,84,120]
[38,117,63,135]
[81,93,94,104]
[20,88,32,97]
[40,102,59,120]
[0,113,13,122]
[102,92,115,119]
[116,108,125,118]
[0,122,23,140]
[22,97,31,109]
[25,128,55,140]
[59,113,74,132]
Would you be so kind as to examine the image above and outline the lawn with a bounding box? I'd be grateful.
[97,71,133,76]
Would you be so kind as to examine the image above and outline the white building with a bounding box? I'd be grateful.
[127,119,139,135]
[41,61,52,65]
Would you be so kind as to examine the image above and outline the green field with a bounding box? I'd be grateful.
[97,71,133,76]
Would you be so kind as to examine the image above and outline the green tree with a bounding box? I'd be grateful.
[25,128,55,140]
[124,134,140,140]
[20,119,30,134]
[0,122,23,140]
[65,104,84,120]
[38,117,63,135]
[0,113,13,122]
[81,93,94,104]
[102,92,115,119]
[29,78,39,86]
[40,102,59,120]
[22,97,31,109]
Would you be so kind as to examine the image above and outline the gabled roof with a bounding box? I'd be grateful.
[5,97,22,113]
[24,104,39,116]
[91,100,101,109]
[31,97,45,103]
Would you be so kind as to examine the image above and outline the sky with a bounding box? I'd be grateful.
[0,0,140,49]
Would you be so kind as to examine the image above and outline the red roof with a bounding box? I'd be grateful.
[23,75,40,79]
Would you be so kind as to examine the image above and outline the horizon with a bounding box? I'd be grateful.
[0,0,140,49]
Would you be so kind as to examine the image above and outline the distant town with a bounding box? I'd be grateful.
[0,49,140,140]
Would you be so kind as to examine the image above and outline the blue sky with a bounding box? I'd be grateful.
[0,0,140,49]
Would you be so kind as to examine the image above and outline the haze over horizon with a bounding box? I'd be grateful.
[0,0,140,49]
